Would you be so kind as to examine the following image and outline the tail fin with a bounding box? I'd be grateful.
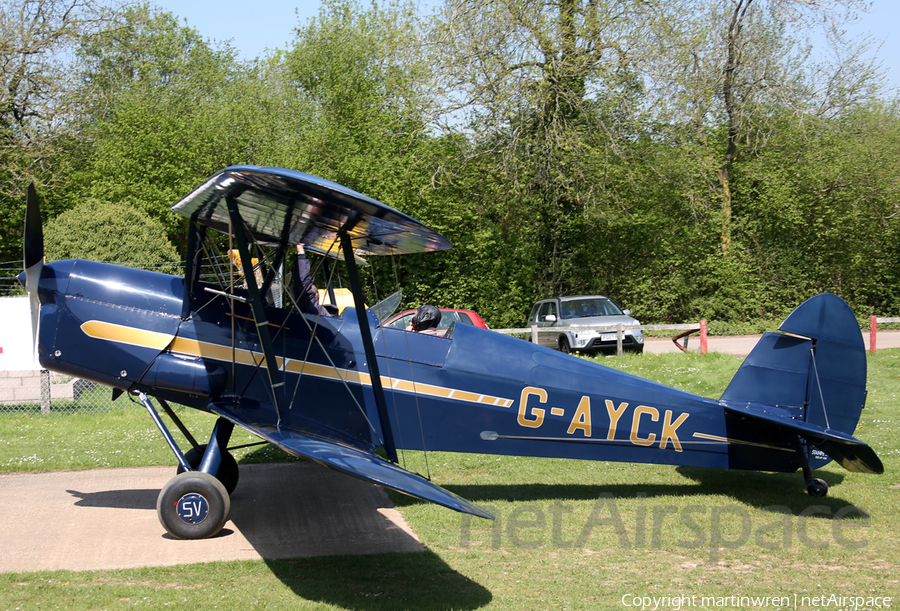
[720,293,882,474]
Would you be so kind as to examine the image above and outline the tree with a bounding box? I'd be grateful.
[736,101,900,315]
[645,0,879,253]
[66,4,255,248]
[0,0,111,267]
[284,0,436,194]
[44,199,180,273]
[429,0,657,300]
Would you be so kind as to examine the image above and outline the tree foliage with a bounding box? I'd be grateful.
[0,0,897,328]
[0,0,112,263]
[65,4,253,247]
[44,199,180,272]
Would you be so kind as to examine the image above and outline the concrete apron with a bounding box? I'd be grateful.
[0,461,424,573]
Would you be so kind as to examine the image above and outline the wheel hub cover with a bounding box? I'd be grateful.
[175,493,209,525]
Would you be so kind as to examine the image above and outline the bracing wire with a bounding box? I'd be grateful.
[809,345,832,430]
[279,240,387,446]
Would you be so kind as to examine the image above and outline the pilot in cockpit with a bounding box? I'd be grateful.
[292,244,337,317]
[406,305,442,335]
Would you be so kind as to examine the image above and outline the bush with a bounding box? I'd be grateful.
[44,199,181,274]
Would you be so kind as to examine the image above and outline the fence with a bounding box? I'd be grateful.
[0,370,137,415]
[491,322,708,356]
[869,316,900,353]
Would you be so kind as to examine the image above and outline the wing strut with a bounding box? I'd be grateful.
[340,230,398,463]
[181,216,206,319]
[225,196,286,427]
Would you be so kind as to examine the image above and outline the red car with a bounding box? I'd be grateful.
[383,308,490,337]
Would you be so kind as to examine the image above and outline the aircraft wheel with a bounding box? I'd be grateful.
[806,478,828,497]
[176,444,239,494]
[559,338,572,354]
[157,471,231,540]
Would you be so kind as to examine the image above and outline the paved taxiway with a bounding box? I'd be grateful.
[644,330,900,357]
[0,462,423,572]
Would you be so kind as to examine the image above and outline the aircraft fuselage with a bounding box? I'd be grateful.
[33,259,795,475]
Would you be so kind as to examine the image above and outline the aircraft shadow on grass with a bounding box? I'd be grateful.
[413,467,864,520]
[261,553,492,611]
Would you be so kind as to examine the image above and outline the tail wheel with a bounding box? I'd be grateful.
[157,471,231,540]
[176,444,239,495]
[806,478,828,497]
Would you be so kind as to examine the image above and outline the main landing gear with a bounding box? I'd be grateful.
[139,393,240,539]
[157,471,231,540]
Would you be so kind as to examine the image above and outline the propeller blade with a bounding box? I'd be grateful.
[23,183,44,348]
[28,292,40,355]
[22,182,44,294]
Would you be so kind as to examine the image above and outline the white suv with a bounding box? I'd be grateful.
[527,295,644,354]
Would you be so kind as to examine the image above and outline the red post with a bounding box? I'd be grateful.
[870,316,877,353]
[700,320,708,354]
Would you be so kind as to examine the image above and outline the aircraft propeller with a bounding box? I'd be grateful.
[22,183,44,343]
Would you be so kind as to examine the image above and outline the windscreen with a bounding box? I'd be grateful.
[560,298,623,319]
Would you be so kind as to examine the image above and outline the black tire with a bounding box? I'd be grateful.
[176,444,239,495]
[806,478,828,497]
[157,471,231,540]
[559,337,572,354]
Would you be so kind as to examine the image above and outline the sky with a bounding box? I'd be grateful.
[151,0,900,92]
[149,0,319,58]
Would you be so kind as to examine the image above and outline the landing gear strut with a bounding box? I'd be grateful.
[139,393,238,539]
[177,444,239,494]
[796,438,828,497]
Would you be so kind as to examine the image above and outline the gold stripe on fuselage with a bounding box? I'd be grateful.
[81,320,175,350]
[80,319,513,409]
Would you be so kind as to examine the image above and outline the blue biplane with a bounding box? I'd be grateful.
[20,166,883,539]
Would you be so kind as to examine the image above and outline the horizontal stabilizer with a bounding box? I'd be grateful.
[209,402,493,519]
[724,404,883,474]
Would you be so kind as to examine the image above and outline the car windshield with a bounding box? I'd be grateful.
[560,298,623,319]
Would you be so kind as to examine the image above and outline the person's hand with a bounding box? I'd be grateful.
[296,244,305,255]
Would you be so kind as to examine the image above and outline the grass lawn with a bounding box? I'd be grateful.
[0,351,897,610]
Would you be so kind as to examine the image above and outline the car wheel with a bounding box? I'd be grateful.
[559,337,572,354]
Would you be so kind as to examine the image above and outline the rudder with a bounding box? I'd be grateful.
[720,294,868,470]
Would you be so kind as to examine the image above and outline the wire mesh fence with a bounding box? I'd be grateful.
[0,370,142,415]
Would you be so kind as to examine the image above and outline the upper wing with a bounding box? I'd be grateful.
[170,165,452,257]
